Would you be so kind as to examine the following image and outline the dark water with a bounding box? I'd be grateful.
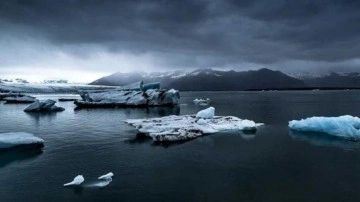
[1,91,360,202]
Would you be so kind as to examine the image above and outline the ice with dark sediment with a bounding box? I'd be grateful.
[125,107,263,142]
[75,87,180,108]
[24,99,65,112]
[0,132,44,150]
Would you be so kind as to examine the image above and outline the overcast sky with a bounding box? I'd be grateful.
[1,0,360,82]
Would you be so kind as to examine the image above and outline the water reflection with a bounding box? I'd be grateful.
[289,130,360,150]
[0,149,43,168]
[25,112,58,125]
[74,106,180,117]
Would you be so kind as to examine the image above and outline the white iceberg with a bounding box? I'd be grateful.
[289,115,360,140]
[64,175,85,187]
[125,107,263,142]
[0,132,44,150]
[24,99,65,112]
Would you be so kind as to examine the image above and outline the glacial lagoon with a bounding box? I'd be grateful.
[1,91,360,202]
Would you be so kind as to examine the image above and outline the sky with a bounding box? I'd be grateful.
[1,0,360,82]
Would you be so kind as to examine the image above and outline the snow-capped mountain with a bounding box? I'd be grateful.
[301,72,360,88]
[90,68,306,90]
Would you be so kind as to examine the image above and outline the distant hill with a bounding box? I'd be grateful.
[90,68,306,91]
[302,72,360,88]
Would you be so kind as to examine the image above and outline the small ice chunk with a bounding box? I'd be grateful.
[64,175,85,187]
[196,107,215,119]
[98,172,114,180]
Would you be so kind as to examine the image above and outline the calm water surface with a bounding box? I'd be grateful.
[1,91,360,202]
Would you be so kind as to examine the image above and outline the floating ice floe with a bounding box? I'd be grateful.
[24,99,65,112]
[98,172,114,180]
[289,115,360,140]
[193,98,211,106]
[3,95,36,103]
[0,132,44,150]
[125,107,263,142]
[75,88,180,108]
[64,173,114,188]
[64,175,85,187]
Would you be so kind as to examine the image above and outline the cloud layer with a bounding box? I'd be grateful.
[1,0,360,81]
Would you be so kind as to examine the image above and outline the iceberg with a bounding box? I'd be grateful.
[3,95,36,103]
[289,115,360,140]
[0,132,44,150]
[75,89,180,108]
[125,107,263,142]
[196,107,215,119]
[64,175,85,187]
[24,99,65,112]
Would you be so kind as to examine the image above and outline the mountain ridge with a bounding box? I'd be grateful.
[90,68,308,90]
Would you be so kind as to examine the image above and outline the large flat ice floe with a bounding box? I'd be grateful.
[125,107,263,142]
[289,115,360,140]
[0,132,44,150]
[75,89,180,108]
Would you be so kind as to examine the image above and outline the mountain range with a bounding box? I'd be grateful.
[89,68,360,91]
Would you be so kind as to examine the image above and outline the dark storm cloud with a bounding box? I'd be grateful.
[0,0,360,74]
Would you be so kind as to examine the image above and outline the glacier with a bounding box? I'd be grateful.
[125,107,263,143]
[3,95,36,103]
[289,115,360,140]
[0,83,115,93]
[0,132,44,150]
[24,99,65,112]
